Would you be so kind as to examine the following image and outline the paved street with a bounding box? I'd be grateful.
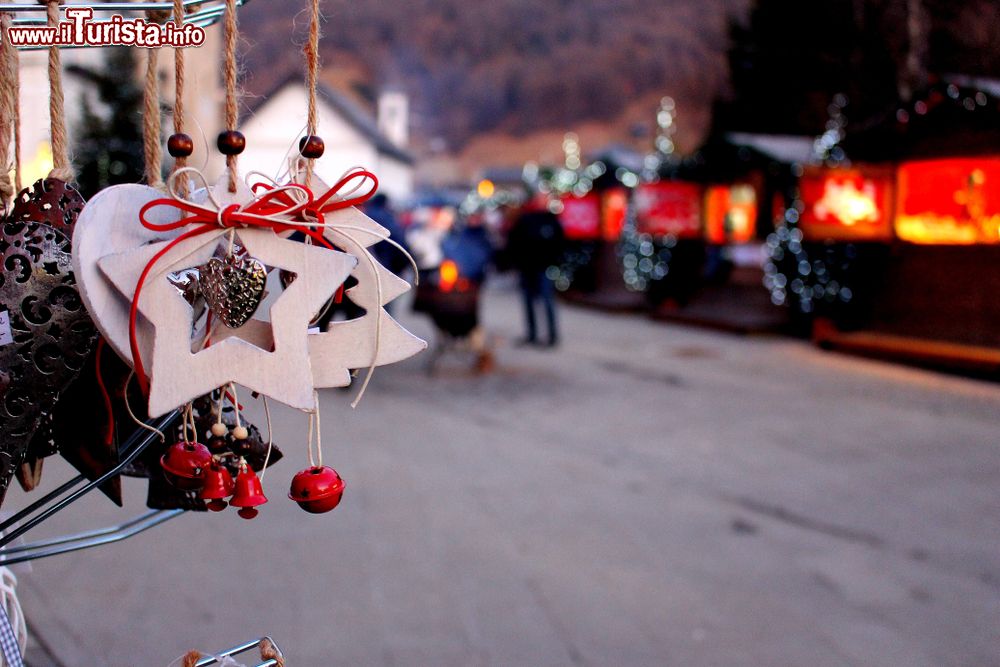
[8,288,1000,666]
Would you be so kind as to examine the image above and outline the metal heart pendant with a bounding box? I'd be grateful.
[199,253,267,329]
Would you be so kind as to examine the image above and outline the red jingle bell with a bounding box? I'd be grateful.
[230,466,267,519]
[200,462,235,512]
[160,441,213,490]
[288,466,345,514]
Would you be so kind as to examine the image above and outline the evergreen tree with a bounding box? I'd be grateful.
[68,47,147,199]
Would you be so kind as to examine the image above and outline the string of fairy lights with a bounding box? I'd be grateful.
[764,95,856,315]
[618,96,678,293]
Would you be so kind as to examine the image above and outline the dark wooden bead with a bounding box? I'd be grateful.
[206,435,229,452]
[167,133,194,158]
[299,135,325,159]
[217,130,246,156]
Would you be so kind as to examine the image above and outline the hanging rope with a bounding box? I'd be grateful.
[0,13,20,207]
[42,0,72,182]
[11,34,19,194]
[222,0,239,193]
[143,12,168,189]
[303,0,321,185]
[171,0,188,196]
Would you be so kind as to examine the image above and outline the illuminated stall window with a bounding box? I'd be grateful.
[704,184,757,244]
[601,188,628,241]
[633,181,702,239]
[798,168,893,241]
[895,158,1000,245]
[557,194,601,241]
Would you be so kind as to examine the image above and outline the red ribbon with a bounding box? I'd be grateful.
[250,168,379,221]
[128,170,378,394]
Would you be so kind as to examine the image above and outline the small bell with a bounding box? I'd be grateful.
[229,464,267,519]
[288,466,345,514]
[159,441,213,490]
[200,461,235,512]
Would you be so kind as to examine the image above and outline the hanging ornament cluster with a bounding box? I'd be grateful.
[0,0,424,522]
[68,0,422,518]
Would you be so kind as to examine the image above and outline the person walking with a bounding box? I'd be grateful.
[506,200,564,347]
[364,194,410,279]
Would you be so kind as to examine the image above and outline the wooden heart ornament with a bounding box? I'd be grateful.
[73,183,206,366]
[0,220,97,503]
[72,176,249,366]
[199,252,267,328]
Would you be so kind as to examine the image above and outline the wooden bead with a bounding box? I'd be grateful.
[167,133,193,158]
[217,130,246,156]
[299,135,325,159]
[210,422,228,437]
[232,425,249,440]
[206,436,228,452]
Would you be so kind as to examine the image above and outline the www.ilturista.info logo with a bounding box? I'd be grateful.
[3,8,205,48]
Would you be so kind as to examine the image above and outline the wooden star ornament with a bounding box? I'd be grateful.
[98,227,357,416]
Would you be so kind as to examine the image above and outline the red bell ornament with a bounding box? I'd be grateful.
[159,441,213,490]
[230,466,267,519]
[288,466,345,514]
[200,462,235,512]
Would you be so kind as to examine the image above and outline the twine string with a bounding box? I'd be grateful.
[314,390,323,466]
[0,13,19,207]
[143,21,163,188]
[12,31,18,194]
[215,389,225,431]
[222,0,239,193]
[122,371,166,443]
[172,0,188,196]
[228,383,242,431]
[306,408,315,468]
[303,0,321,186]
[43,0,71,182]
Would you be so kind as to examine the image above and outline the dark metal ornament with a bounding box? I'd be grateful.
[199,252,267,328]
[4,180,87,497]
[9,178,85,236]
[0,221,97,505]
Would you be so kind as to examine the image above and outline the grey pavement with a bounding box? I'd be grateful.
[6,287,1000,666]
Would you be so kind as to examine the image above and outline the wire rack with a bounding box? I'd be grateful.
[196,637,284,667]
[0,410,183,565]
